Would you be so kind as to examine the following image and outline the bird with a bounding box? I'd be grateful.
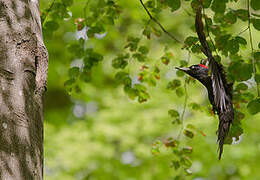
[176,6,234,160]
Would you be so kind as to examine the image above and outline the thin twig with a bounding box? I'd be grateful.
[247,0,260,97]
[237,27,249,35]
[139,0,182,44]
[202,6,218,56]
[42,0,56,25]
[177,52,191,140]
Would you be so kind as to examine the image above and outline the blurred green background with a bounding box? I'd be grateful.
[40,0,260,179]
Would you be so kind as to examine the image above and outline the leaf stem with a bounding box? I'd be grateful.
[177,52,191,139]
[42,0,56,25]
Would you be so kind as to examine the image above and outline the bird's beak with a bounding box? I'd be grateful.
[175,67,190,72]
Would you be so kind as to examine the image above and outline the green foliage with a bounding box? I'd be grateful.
[252,18,260,31]
[112,53,129,69]
[235,9,248,21]
[167,79,181,90]
[251,0,260,10]
[40,0,260,179]
[168,109,181,124]
[247,98,260,115]
[228,60,253,81]
[211,0,226,13]
[166,0,181,12]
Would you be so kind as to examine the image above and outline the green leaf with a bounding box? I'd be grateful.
[134,84,147,92]
[183,129,194,138]
[138,46,149,55]
[176,87,184,97]
[64,78,75,87]
[166,0,181,12]
[168,109,179,118]
[115,71,130,84]
[112,54,129,69]
[67,43,84,58]
[44,20,59,31]
[229,123,243,141]
[227,39,239,54]
[133,53,146,62]
[184,36,199,47]
[235,9,248,21]
[234,110,245,121]
[84,49,103,69]
[80,69,91,83]
[143,28,151,39]
[176,70,185,77]
[174,176,181,180]
[235,36,247,45]
[134,84,150,103]
[164,138,178,148]
[62,0,73,6]
[191,0,200,11]
[255,74,260,83]
[125,88,138,100]
[145,0,155,8]
[224,11,237,24]
[211,0,226,13]
[251,0,260,10]
[151,146,160,155]
[191,44,201,53]
[189,102,200,110]
[180,156,192,168]
[236,83,248,91]
[215,34,231,54]
[167,79,181,90]
[126,36,140,51]
[138,93,150,103]
[69,67,80,79]
[161,52,173,65]
[180,60,188,67]
[253,52,260,61]
[247,98,260,115]
[252,18,260,31]
[171,161,180,170]
[228,61,253,81]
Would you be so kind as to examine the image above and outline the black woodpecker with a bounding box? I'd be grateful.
[176,6,234,160]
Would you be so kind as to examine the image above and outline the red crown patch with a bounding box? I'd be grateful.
[199,64,208,69]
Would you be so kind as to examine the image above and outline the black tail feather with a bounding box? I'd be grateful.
[217,109,233,160]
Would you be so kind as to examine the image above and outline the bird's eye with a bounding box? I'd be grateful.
[190,65,195,69]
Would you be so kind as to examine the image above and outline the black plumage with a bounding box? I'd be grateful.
[176,6,234,159]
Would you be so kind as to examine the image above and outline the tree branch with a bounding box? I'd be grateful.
[139,0,182,44]
[247,0,260,97]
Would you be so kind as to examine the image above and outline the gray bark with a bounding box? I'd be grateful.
[0,0,48,179]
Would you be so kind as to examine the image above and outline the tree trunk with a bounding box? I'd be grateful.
[0,0,48,179]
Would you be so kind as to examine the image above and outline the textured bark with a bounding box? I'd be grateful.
[0,0,48,179]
